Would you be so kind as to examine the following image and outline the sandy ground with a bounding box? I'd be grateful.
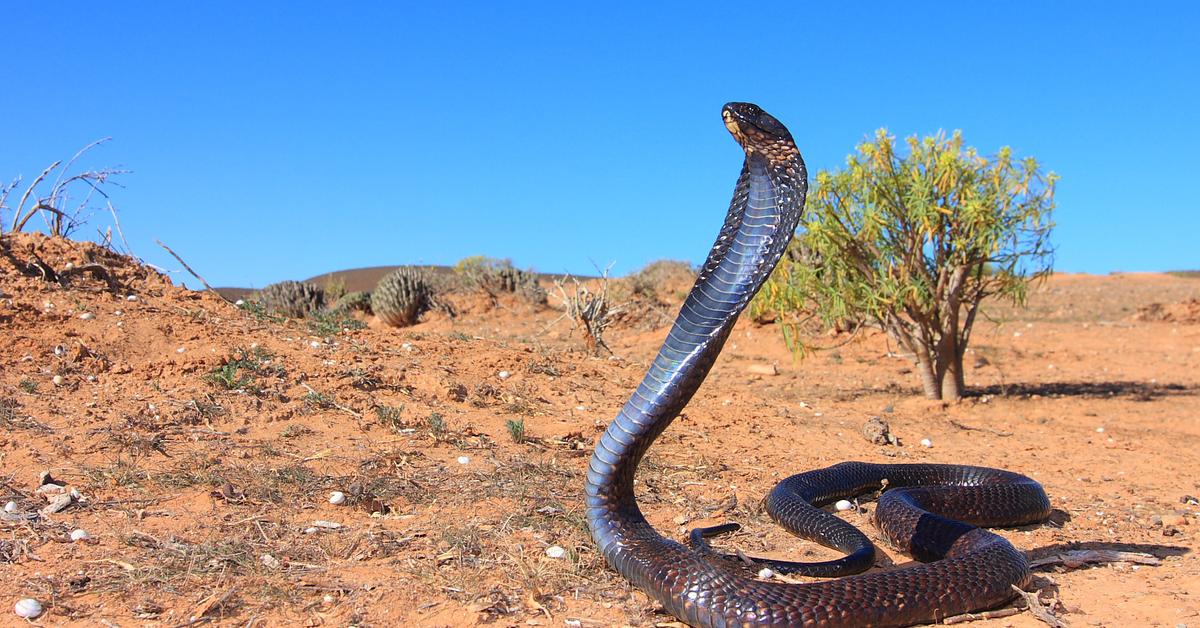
[1,232,1198,627]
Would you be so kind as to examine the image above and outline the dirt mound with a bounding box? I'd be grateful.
[1133,298,1200,324]
[1,236,1197,626]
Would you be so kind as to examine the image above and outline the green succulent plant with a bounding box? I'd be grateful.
[371,267,433,327]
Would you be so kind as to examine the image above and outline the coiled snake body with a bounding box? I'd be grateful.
[584,103,1051,627]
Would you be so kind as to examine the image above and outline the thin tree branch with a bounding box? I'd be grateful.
[155,239,230,302]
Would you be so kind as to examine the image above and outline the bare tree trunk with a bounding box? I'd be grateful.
[939,340,965,401]
[916,346,942,399]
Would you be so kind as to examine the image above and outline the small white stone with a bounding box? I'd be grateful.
[329,491,347,505]
[14,598,42,619]
[3,501,16,513]
[310,341,321,349]
[456,456,470,465]
[79,312,95,320]
[52,375,65,386]
[575,405,586,411]
[261,554,281,569]
[235,299,245,306]
[545,545,567,559]
[920,438,933,448]
[70,529,90,542]
[835,499,854,512]
[757,567,775,579]
[401,342,414,352]
[126,294,138,302]
[498,370,511,380]
[176,347,186,353]
[1096,427,1105,433]
[322,594,335,604]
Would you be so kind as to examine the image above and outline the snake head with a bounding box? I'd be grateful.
[722,102,799,165]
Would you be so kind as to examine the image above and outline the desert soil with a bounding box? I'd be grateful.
[1,232,1198,627]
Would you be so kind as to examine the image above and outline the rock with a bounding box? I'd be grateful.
[746,363,778,376]
[862,416,899,446]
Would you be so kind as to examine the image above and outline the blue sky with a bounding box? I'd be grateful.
[2,3,1197,288]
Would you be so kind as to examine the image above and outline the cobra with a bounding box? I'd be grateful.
[584,102,1051,627]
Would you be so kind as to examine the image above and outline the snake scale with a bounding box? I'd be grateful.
[584,102,1052,627]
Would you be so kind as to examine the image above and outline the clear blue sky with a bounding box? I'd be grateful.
[3,3,1197,288]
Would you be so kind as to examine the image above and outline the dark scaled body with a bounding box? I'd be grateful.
[584,103,1051,627]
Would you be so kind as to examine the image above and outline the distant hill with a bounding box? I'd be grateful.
[215,265,587,302]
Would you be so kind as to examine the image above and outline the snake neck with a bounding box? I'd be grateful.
[585,151,806,552]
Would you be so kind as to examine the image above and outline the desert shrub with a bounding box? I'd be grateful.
[754,130,1055,400]
[372,266,434,327]
[626,259,695,303]
[253,281,325,318]
[454,256,546,304]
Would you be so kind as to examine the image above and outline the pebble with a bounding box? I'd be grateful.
[498,370,511,380]
[126,294,138,301]
[920,438,933,448]
[261,554,281,569]
[545,545,567,559]
[456,456,470,465]
[13,598,42,619]
[328,491,347,505]
[52,375,65,386]
[1096,427,1105,433]
[79,312,95,320]
[69,529,90,542]
[835,499,854,512]
[310,341,321,349]
[3,501,16,513]
[757,567,775,579]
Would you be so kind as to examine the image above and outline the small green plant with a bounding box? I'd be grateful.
[375,404,407,432]
[237,299,286,324]
[18,379,38,393]
[280,423,314,438]
[506,418,526,444]
[302,389,335,412]
[427,412,446,438]
[205,363,254,391]
[307,309,368,336]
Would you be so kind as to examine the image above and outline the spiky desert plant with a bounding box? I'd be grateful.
[372,267,433,327]
[332,290,373,315]
[254,280,325,318]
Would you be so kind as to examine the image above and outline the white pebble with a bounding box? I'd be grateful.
[1096,427,1105,433]
[835,499,854,512]
[456,456,470,465]
[52,375,65,386]
[575,405,586,411]
[322,593,335,604]
[310,341,321,349]
[13,598,42,619]
[920,438,933,448]
[176,347,186,353]
[757,567,775,579]
[401,342,414,352]
[328,491,347,505]
[261,553,281,569]
[126,294,138,302]
[498,370,511,380]
[70,529,89,542]
[235,299,245,306]
[4,501,16,513]
[79,312,95,320]
[544,545,567,559]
